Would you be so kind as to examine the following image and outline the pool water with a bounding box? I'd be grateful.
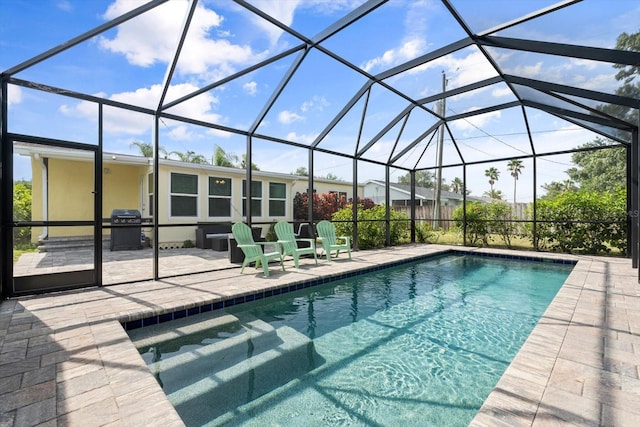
[131,254,573,426]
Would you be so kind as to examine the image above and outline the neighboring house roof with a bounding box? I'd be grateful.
[365,180,488,203]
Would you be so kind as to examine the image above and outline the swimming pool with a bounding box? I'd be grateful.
[129,253,573,426]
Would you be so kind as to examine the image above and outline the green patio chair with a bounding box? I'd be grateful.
[232,222,284,277]
[316,220,351,262]
[274,221,318,269]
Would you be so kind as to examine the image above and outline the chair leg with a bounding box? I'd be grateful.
[293,254,299,269]
[261,258,269,277]
[241,259,249,273]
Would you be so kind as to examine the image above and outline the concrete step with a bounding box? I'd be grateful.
[130,311,242,354]
[168,325,324,425]
[146,317,280,392]
[37,235,110,252]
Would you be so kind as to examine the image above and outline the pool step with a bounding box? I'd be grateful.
[146,317,280,392]
[168,325,323,425]
[129,311,243,357]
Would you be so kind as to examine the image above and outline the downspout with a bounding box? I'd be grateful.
[34,154,48,240]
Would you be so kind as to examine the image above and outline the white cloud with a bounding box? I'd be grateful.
[301,95,329,112]
[510,61,544,79]
[243,81,258,96]
[99,0,264,78]
[491,86,513,98]
[60,83,221,136]
[278,110,304,124]
[7,85,22,106]
[286,131,317,144]
[164,124,196,141]
[450,109,501,132]
[245,0,300,45]
[56,1,73,12]
[362,38,426,73]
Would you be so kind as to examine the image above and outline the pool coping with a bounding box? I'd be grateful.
[1,244,639,426]
[120,248,576,333]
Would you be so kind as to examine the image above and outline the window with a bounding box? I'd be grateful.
[208,176,232,217]
[242,180,262,216]
[170,173,198,217]
[147,173,154,216]
[269,182,286,217]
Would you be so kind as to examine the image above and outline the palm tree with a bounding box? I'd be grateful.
[507,159,524,206]
[485,167,500,192]
[483,189,504,200]
[240,153,260,171]
[450,177,464,194]
[213,145,238,167]
[129,141,166,158]
[170,150,209,164]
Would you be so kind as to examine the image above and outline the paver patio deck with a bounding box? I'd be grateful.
[1,244,639,426]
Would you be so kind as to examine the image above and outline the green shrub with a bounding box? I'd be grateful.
[486,201,515,248]
[331,203,409,249]
[530,189,626,254]
[265,222,277,242]
[452,202,489,246]
[415,222,435,243]
[452,201,516,248]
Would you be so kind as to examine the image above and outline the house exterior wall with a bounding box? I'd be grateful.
[29,158,146,242]
[150,165,295,243]
[103,163,146,218]
[26,152,369,247]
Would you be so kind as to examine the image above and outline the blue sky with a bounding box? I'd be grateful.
[2,0,638,201]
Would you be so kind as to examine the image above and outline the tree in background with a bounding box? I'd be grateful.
[600,31,640,124]
[130,140,167,158]
[484,167,499,193]
[322,172,339,180]
[507,159,524,205]
[450,177,464,194]
[483,188,504,200]
[292,166,308,176]
[169,150,209,164]
[541,179,577,199]
[211,146,259,170]
[566,139,625,193]
[13,180,32,244]
[213,145,237,167]
[397,170,450,191]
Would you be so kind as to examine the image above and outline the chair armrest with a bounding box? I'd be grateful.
[337,236,351,245]
[256,241,281,248]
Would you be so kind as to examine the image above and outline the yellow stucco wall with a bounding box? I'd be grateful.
[103,163,146,218]
[29,157,147,241]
